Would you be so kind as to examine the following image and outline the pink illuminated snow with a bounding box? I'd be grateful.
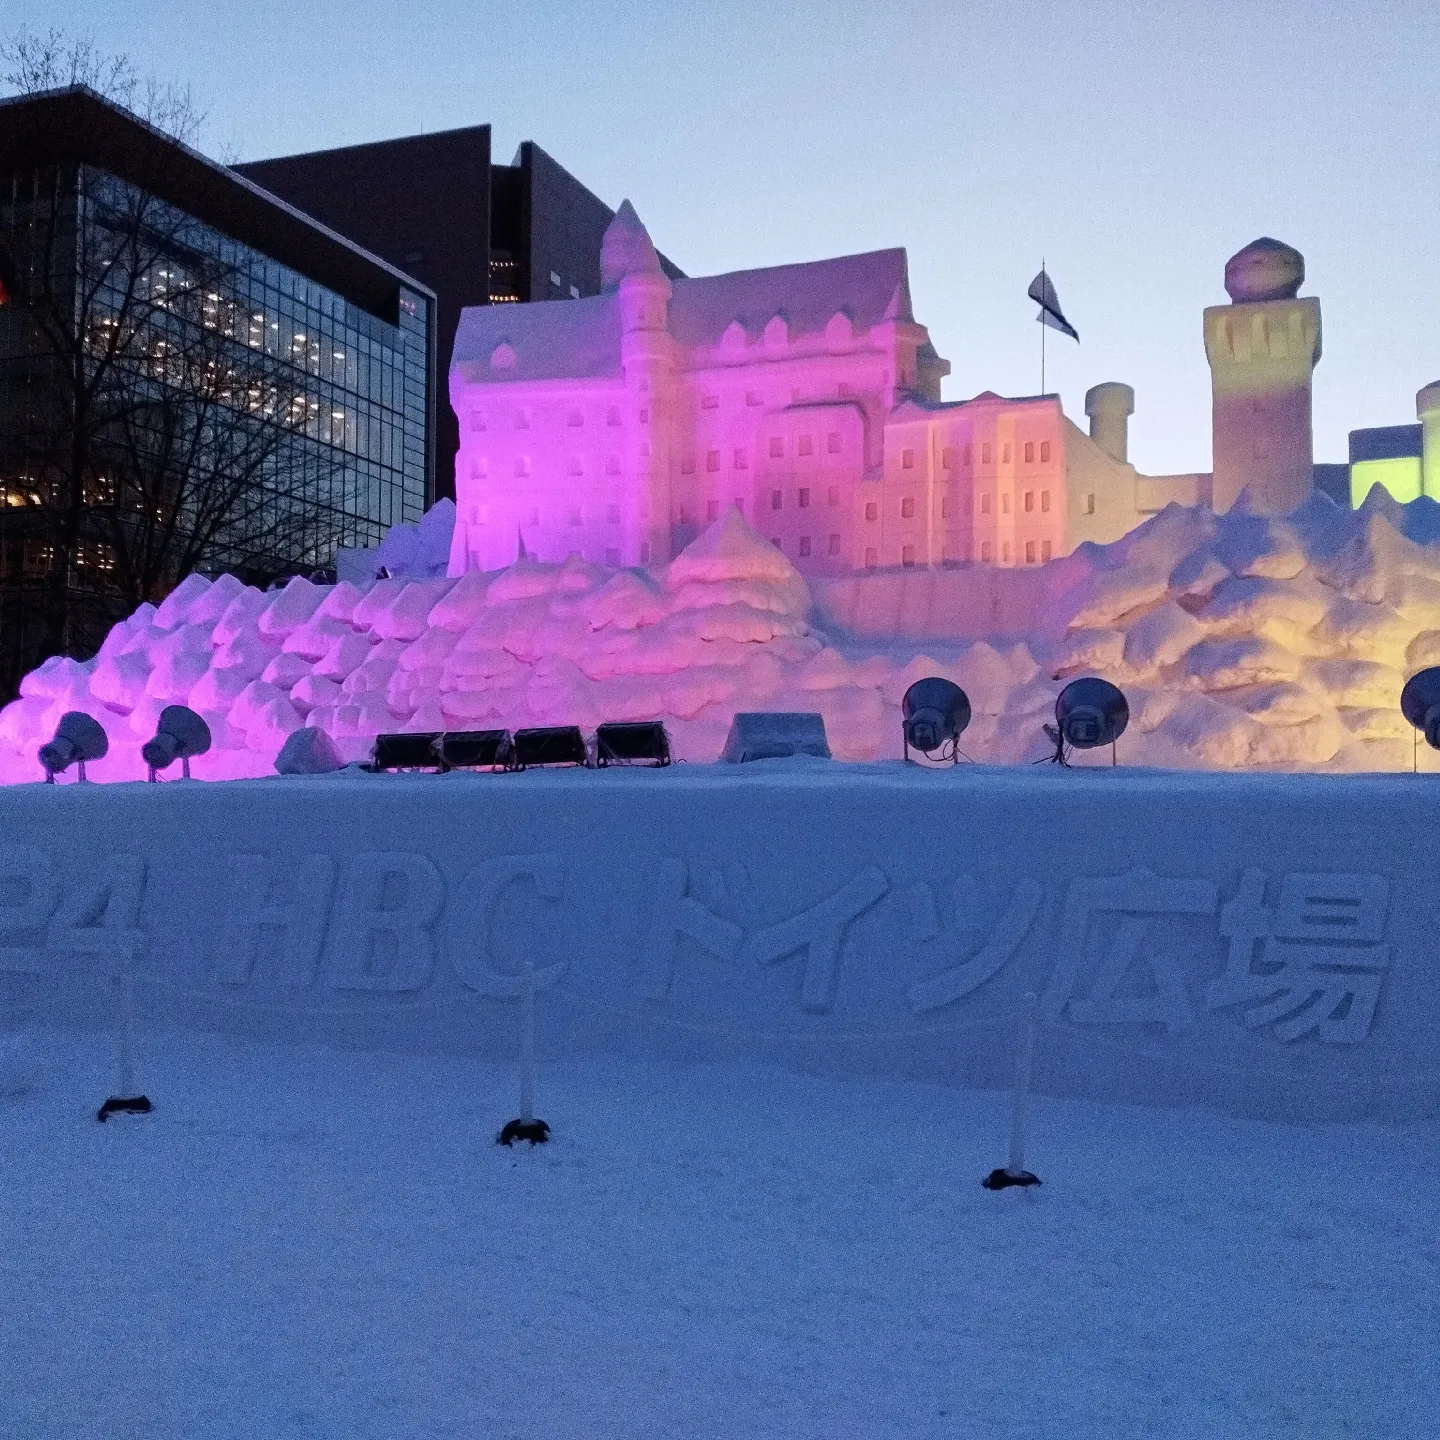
[6,488,1440,784]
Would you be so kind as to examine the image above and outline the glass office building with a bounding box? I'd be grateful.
[0,86,434,695]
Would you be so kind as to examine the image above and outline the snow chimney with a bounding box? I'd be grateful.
[1085,382,1135,464]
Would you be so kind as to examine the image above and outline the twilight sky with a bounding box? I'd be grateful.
[14,0,1439,476]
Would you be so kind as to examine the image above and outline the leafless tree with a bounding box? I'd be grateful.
[0,35,347,697]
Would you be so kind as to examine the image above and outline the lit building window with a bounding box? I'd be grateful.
[828,533,840,555]
[682,455,696,474]
[771,489,782,510]
[707,500,720,521]
[964,445,973,466]
[1024,491,1034,512]
[569,507,582,525]
[827,486,839,505]
[865,546,878,568]
[470,411,486,432]
[981,494,991,515]
[982,443,992,464]
[734,449,747,469]
[515,458,529,477]
[641,541,651,562]
[1040,441,1051,462]
[1041,540,1052,561]
[798,435,813,457]
[1002,494,1011,515]
[799,536,811,556]
[827,433,841,454]
[1025,541,1035,563]
[901,497,915,519]
[515,409,530,429]
[981,542,992,562]
[865,502,878,522]
[902,544,916,567]
[607,407,621,426]
[772,536,783,548]
[942,447,954,469]
[1024,442,1034,464]
[1041,490,1050,513]
[902,449,915,469]
[1002,542,1011,563]
[1086,493,1096,515]
[799,487,810,508]
[569,457,584,476]
[941,498,950,519]
[707,451,721,472]
[733,498,745,513]
[639,409,649,425]
[1002,444,1011,464]
[702,394,719,410]
[746,391,762,406]
[567,410,583,427]
[769,436,784,458]
[606,504,621,523]
[607,456,621,475]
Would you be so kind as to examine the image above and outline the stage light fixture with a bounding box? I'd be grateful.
[38,711,108,782]
[721,712,832,763]
[595,720,671,767]
[141,705,211,780]
[1047,677,1129,766]
[901,678,972,764]
[1400,667,1440,768]
[512,726,587,769]
[438,729,514,771]
[371,731,443,772]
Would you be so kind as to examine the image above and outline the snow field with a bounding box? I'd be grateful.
[0,1030,1433,1439]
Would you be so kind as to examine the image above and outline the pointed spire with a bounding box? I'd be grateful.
[517,526,530,562]
[600,200,663,291]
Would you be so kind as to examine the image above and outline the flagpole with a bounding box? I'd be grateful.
[1040,258,1046,395]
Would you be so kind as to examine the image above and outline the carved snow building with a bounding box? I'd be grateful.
[448,203,1164,578]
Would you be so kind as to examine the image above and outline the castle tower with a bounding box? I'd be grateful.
[1203,238,1321,515]
[601,201,675,564]
[1084,382,1134,463]
[1418,381,1440,500]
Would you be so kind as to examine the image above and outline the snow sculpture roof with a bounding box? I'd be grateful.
[600,199,664,290]
[451,247,914,384]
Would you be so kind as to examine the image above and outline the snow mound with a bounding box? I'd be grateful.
[9,494,1440,780]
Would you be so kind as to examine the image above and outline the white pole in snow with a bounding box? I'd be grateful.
[1006,991,1039,1177]
[116,962,137,1099]
[519,959,536,1125]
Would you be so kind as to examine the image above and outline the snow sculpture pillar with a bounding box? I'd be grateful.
[1418,381,1440,501]
[1084,382,1135,464]
[1204,238,1321,516]
[602,201,675,566]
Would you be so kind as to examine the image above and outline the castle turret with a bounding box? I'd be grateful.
[601,201,675,564]
[1203,237,1321,515]
[1084,382,1135,464]
[1418,381,1440,500]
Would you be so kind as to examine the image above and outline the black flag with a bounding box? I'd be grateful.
[1027,269,1078,342]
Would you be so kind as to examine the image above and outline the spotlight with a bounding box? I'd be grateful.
[1047,677,1129,766]
[901,678,972,764]
[141,705,211,780]
[512,726,587,769]
[721,712,831,763]
[1400,667,1440,768]
[438,729,514,771]
[595,721,671,767]
[371,732,443,772]
[38,711,108,783]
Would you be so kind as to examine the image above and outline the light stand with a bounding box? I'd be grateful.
[983,992,1041,1191]
[497,960,549,1146]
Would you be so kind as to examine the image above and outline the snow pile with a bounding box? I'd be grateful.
[6,489,1440,781]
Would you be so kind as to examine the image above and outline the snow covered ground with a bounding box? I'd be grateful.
[0,1030,1432,1439]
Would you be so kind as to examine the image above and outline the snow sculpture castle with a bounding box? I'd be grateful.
[447,204,1171,579]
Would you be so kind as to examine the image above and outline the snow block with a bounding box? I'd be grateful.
[721,711,831,762]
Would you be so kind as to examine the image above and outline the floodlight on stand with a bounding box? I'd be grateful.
[1045,677,1129,766]
[371,731,443,772]
[142,705,211,781]
[438,729,514,771]
[901,678,972,765]
[595,720,671,767]
[1400,667,1440,771]
[513,725,587,769]
[38,711,108,783]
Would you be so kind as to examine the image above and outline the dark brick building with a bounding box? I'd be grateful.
[239,131,683,502]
